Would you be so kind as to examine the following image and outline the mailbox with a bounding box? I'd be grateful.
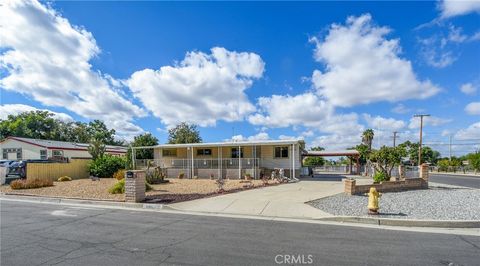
[126,171,134,179]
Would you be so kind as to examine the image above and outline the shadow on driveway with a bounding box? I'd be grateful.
[301,174,347,181]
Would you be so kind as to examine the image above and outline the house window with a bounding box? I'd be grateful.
[197,148,212,156]
[40,150,47,160]
[162,149,177,157]
[52,150,64,158]
[274,146,289,158]
[2,148,22,160]
[231,148,244,158]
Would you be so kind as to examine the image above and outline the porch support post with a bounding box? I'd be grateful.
[356,156,360,175]
[253,145,256,179]
[191,146,194,179]
[218,146,221,179]
[292,144,296,178]
[238,145,241,179]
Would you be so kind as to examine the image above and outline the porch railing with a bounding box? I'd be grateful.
[135,158,261,169]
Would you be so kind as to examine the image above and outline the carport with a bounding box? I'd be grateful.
[302,150,361,175]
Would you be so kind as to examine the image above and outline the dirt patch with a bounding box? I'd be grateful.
[0,178,279,203]
[1,179,123,201]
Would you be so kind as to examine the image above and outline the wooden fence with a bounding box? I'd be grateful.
[26,159,91,181]
[0,167,6,185]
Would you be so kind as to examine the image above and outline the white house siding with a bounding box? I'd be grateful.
[1,139,125,160]
[259,145,302,170]
[0,139,44,160]
[56,149,91,159]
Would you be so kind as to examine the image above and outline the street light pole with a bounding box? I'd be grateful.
[413,114,430,166]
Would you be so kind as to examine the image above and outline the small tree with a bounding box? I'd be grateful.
[437,159,449,172]
[468,152,480,173]
[126,133,159,168]
[168,122,202,144]
[369,146,406,181]
[449,157,463,173]
[88,136,106,160]
[303,146,325,167]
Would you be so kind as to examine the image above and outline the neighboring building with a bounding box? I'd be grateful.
[132,139,305,179]
[0,136,127,161]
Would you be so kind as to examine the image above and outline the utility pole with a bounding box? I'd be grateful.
[392,131,399,147]
[413,114,430,166]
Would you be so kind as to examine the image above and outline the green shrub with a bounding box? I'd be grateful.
[57,176,72,182]
[108,178,153,194]
[109,179,125,194]
[145,182,153,192]
[373,171,387,183]
[89,155,126,178]
[113,169,126,181]
[10,178,54,189]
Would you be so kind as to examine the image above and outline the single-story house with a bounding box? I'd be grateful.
[0,136,127,161]
[132,139,305,179]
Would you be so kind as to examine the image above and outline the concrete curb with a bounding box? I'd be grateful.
[319,216,480,228]
[1,194,478,228]
[0,193,172,211]
[429,172,480,178]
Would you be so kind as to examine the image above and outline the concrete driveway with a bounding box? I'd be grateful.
[170,175,364,219]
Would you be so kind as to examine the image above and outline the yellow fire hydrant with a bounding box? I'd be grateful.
[368,187,381,215]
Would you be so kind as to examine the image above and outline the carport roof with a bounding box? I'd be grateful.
[303,150,360,157]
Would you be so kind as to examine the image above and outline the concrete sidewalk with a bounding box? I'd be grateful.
[169,178,358,219]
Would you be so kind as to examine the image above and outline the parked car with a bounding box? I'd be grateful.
[0,160,15,168]
[5,161,27,184]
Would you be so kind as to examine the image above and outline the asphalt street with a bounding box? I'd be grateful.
[429,173,480,188]
[1,200,479,266]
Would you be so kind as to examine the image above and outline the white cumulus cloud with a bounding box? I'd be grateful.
[460,83,478,95]
[0,104,73,122]
[127,47,264,128]
[391,103,412,114]
[363,114,406,131]
[439,0,480,18]
[408,116,452,129]
[228,132,270,142]
[465,102,480,115]
[310,14,440,107]
[455,122,480,140]
[0,0,145,137]
[248,93,333,128]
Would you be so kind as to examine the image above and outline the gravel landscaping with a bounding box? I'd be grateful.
[308,186,480,220]
[0,178,277,203]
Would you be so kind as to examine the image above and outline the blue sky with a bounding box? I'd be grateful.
[0,0,479,156]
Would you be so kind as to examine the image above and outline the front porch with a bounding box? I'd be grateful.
[135,158,262,179]
[131,140,304,179]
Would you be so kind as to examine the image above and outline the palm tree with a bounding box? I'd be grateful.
[361,129,374,176]
[362,129,375,151]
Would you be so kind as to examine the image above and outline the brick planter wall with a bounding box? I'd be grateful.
[345,178,428,195]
